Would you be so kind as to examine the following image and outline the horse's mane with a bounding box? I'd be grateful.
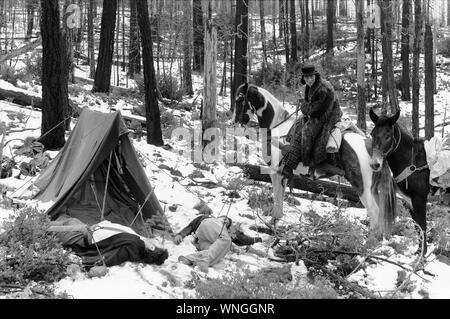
[394,122,425,144]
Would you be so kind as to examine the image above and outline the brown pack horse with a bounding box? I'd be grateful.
[369,109,430,254]
[232,83,398,239]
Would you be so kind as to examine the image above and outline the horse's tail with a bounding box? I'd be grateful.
[371,160,397,237]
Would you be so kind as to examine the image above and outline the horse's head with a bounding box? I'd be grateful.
[369,109,400,172]
[232,82,253,126]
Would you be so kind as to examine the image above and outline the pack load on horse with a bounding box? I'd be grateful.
[369,109,450,254]
[232,78,397,240]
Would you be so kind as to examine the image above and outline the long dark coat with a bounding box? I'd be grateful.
[283,75,342,168]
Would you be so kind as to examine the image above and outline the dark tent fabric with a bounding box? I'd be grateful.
[34,108,171,235]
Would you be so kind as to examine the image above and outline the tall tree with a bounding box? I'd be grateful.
[183,0,193,96]
[40,0,68,150]
[128,0,140,78]
[282,0,290,64]
[400,0,411,101]
[92,0,118,93]
[63,0,75,84]
[424,0,434,140]
[412,0,422,138]
[203,0,217,135]
[304,0,310,60]
[25,0,37,41]
[231,0,248,112]
[259,0,268,67]
[448,0,450,26]
[272,0,278,61]
[136,0,163,146]
[88,0,95,78]
[326,0,334,63]
[289,0,297,63]
[193,0,204,72]
[379,0,398,113]
[279,0,284,38]
[356,0,366,131]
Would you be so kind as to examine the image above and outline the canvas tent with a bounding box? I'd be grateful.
[34,108,171,235]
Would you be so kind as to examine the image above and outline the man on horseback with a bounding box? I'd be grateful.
[280,63,343,180]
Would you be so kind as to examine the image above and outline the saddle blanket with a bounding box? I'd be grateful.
[326,118,366,153]
[424,135,450,188]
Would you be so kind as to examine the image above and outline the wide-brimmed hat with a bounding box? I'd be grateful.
[300,64,319,84]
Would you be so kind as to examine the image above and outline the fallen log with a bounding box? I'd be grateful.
[0,86,42,108]
[0,37,42,63]
[237,163,361,203]
[0,83,81,115]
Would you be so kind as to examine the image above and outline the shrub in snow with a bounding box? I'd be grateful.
[246,186,273,216]
[0,207,77,284]
[438,37,450,58]
[194,267,338,299]
[22,52,42,83]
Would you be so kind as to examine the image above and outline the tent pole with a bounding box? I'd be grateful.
[90,181,102,213]
[100,152,113,221]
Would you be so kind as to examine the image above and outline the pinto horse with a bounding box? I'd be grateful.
[232,83,397,237]
[369,109,430,254]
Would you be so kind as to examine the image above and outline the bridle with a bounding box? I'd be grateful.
[375,124,428,187]
[237,92,256,117]
[378,124,401,158]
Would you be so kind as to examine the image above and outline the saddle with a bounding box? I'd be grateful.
[311,119,366,180]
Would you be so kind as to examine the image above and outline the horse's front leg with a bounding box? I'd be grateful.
[411,195,428,256]
[270,172,286,223]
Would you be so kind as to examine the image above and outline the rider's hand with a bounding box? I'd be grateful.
[174,235,183,245]
[280,165,293,180]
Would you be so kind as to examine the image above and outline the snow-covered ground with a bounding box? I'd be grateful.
[1,67,450,299]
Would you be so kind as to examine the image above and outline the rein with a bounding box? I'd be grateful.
[271,109,299,131]
[382,125,401,157]
[383,125,428,188]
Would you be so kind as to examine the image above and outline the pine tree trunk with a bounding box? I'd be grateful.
[366,0,371,54]
[272,0,278,62]
[92,0,118,93]
[156,0,162,77]
[25,0,35,41]
[202,0,217,135]
[282,0,289,64]
[304,0,310,60]
[412,0,422,138]
[289,0,297,63]
[379,0,398,114]
[136,0,163,146]
[88,0,95,79]
[231,0,248,112]
[433,18,437,94]
[400,0,411,101]
[448,0,450,26]
[219,39,227,97]
[182,0,193,96]
[356,0,366,131]
[279,0,284,38]
[63,0,75,84]
[259,0,268,67]
[326,0,334,62]
[424,20,434,139]
[40,0,68,150]
[193,0,204,72]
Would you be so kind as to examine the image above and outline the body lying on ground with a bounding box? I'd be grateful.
[174,215,263,272]
[47,215,168,268]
